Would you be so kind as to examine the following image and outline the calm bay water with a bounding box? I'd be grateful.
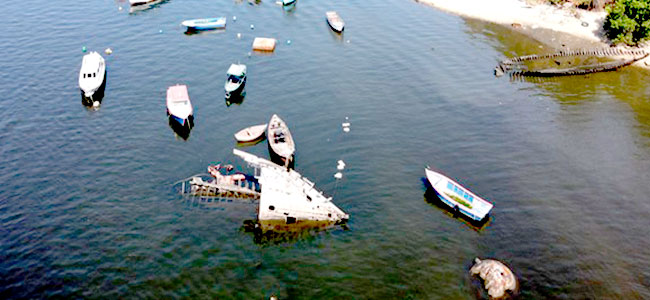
[1,0,650,298]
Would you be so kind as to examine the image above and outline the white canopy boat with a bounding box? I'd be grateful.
[78,51,106,101]
[425,167,493,222]
[267,114,295,165]
[166,84,193,127]
[234,123,267,143]
[326,11,345,33]
[181,17,226,31]
[224,63,246,99]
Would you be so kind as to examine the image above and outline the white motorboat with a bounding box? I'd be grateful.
[234,123,267,143]
[78,51,106,101]
[166,84,193,127]
[326,11,345,33]
[181,17,226,31]
[224,63,246,99]
[425,167,493,222]
[267,114,295,165]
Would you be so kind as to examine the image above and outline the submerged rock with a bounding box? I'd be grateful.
[470,258,517,299]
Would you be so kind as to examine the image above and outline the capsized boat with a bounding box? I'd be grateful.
[326,11,344,33]
[78,51,106,101]
[234,123,267,142]
[233,149,349,227]
[166,84,193,127]
[224,63,246,99]
[181,17,226,31]
[267,114,295,165]
[425,167,493,222]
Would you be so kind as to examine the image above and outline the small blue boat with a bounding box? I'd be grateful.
[181,17,226,31]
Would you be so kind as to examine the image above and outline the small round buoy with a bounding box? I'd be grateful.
[286,39,291,45]
[346,40,350,43]
[118,6,123,11]
[334,172,343,179]
[250,24,254,30]
[105,48,113,55]
[237,33,242,39]
[247,52,252,57]
[82,46,87,52]
[233,16,237,21]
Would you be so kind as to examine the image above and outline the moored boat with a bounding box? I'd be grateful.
[234,124,267,143]
[129,0,162,6]
[224,63,246,99]
[267,114,295,166]
[282,0,296,6]
[78,51,106,101]
[326,11,344,33]
[181,17,226,31]
[166,84,193,127]
[425,167,493,222]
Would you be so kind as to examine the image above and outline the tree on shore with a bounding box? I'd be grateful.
[604,0,650,45]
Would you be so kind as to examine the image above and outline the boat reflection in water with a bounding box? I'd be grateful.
[242,219,347,245]
[168,115,193,140]
[421,178,491,231]
[225,90,245,107]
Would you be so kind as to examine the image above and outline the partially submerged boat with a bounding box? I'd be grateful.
[267,114,295,166]
[326,11,345,33]
[166,84,193,127]
[425,167,493,222]
[234,124,267,143]
[233,149,349,228]
[181,17,226,31]
[224,63,246,99]
[78,51,106,102]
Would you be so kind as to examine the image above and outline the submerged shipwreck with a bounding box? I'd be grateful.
[176,149,349,231]
[495,48,648,77]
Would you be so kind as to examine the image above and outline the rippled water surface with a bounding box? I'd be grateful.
[2,0,650,298]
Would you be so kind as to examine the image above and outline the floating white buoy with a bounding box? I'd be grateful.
[247,52,252,57]
[104,48,113,55]
[250,24,254,30]
[343,127,350,133]
[287,39,291,45]
[334,172,343,179]
[237,33,242,39]
[345,117,349,120]
[337,160,346,170]
[159,29,163,33]
[118,6,123,11]
[346,40,350,43]
[233,16,237,21]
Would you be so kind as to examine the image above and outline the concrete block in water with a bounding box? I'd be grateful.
[470,258,517,298]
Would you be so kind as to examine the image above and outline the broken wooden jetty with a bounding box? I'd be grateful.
[495,48,648,77]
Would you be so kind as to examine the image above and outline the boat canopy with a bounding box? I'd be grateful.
[227,64,246,77]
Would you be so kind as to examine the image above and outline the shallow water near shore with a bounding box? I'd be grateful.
[1,0,650,298]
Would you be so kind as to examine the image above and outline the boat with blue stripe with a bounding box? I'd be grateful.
[425,167,493,222]
[181,17,226,31]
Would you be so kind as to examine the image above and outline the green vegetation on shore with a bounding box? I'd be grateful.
[604,0,650,45]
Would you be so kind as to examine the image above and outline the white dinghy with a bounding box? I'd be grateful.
[166,84,193,127]
[425,167,493,222]
[224,63,246,99]
[267,114,295,165]
[78,51,106,100]
[326,11,345,33]
[234,124,267,143]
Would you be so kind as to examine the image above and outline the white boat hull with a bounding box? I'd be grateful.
[425,168,493,222]
[234,124,267,142]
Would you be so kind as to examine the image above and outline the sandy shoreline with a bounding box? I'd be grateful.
[416,0,650,69]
